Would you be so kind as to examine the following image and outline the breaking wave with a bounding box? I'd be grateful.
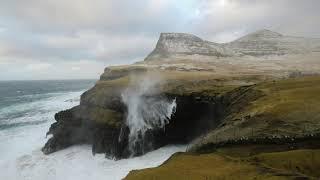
[0,82,185,180]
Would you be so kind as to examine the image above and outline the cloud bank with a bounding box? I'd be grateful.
[0,0,319,80]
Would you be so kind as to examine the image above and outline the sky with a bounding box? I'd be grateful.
[0,0,319,80]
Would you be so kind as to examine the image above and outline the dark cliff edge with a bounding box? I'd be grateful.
[42,61,266,159]
[42,78,260,158]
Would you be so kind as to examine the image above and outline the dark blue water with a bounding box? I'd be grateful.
[0,80,95,108]
[0,80,96,130]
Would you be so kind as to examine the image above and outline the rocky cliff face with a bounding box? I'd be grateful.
[43,30,320,159]
[145,30,320,61]
[42,66,238,158]
[144,33,234,61]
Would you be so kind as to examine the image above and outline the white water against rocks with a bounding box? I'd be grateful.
[121,74,177,155]
[0,80,185,180]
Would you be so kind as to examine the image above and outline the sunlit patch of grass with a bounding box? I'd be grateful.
[125,148,320,180]
[192,75,320,149]
[249,149,320,178]
[125,152,284,180]
[248,76,320,134]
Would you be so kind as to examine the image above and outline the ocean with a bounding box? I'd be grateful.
[0,80,186,180]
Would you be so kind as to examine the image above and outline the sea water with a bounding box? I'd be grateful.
[0,80,186,180]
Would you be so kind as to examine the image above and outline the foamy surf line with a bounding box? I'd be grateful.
[0,91,82,128]
[5,145,186,180]
[0,90,186,180]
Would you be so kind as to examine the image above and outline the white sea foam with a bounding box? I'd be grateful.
[1,144,186,180]
[0,90,185,180]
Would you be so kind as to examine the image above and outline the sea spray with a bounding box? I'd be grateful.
[121,73,176,156]
[0,80,186,180]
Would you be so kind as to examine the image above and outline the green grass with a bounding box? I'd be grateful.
[250,76,320,127]
[192,76,320,150]
[125,148,320,180]
[249,149,320,178]
[125,152,286,180]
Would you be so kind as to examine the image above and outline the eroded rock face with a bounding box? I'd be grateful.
[42,106,92,154]
[42,90,229,159]
[42,76,264,159]
[42,105,127,158]
[144,33,234,61]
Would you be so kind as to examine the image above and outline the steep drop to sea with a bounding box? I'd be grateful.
[0,80,186,180]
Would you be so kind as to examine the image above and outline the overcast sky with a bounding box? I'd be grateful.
[0,0,319,80]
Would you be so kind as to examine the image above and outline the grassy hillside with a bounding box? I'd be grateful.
[125,149,320,180]
[191,75,320,151]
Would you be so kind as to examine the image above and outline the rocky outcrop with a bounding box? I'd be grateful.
[42,105,125,157]
[41,66,270,159]
[42,81,233,158]
[43,62,263,158]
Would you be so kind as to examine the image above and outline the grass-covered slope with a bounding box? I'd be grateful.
[125,149,320,180]
[191,75,320,151]
[250,149,320,178]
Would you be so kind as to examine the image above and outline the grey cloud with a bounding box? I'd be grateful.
[0,0,320,80]
[191,0,320,42]
[0,28,157,63]
[0,0,186,33]
[0,0,187,65]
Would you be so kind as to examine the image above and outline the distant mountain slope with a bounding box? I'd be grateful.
[225,29,320,56]
[145,29,320,61]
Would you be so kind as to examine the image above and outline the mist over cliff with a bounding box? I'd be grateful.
[121,73,176,156]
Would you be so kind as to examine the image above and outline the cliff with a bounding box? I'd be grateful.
[144,33,235,61]
[43,30,320,162]
[124,75,320,179]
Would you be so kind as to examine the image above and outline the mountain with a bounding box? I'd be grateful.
[145,29,320,60]
[144,33,234,61]
[225,29,320,56]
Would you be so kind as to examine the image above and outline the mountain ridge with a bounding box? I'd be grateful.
[145,29,320,60]
[144,32,233,61]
